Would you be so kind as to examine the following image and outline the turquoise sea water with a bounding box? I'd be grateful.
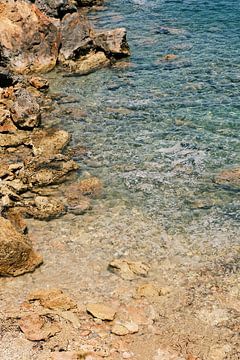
[51,0,240,246]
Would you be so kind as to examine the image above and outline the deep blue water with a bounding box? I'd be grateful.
[51,0,240,243]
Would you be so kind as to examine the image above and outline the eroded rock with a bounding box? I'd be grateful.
[108,259,150,280]
[29,76,49,90]
[93,28,130,58]
[30,128,70,157]
[86,303,116,321]
[0,0,60,74]
[0,216,42,276]
[28,288,77,310]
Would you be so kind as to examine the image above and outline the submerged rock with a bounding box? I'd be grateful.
[0,216,42,276]
[65,51,110,75]
[0,0,60,74]
[214,168,240,189]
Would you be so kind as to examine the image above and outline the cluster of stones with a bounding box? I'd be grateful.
[0,0,128,277]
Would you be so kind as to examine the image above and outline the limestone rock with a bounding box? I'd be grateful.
[0,0,60,74]
[18,313,61,341]
[60,12,94,61]
[25,195,66,220]
[111,321,138,336]
[86,303,116,321]
[0,131,30,147]
[136,283,160,298]
[0,216,42,276]
[67,51,110,75]
[28,288,77,310]
[30,128,71,156]
[93,28,130,57]
[11,88,41,129]
[108,259,150,280]
[29,76,49,90]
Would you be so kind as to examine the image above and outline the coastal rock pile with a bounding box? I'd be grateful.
[0,0,130,75]
[0,0,129,276]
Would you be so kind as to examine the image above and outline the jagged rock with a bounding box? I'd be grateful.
[66,51,110,75]
[11,88,41,129]
[86,303,116,321]
[29,76,49,90]
[0,105,17,133]
[0,130,30,147]
[0,216,42,276]
[93,28,130,58]
[25,195,66,220]
[4,207,27,234]
[108,259,150,280]
[59,12,94,62]
[20,155,79,187]
[30,128,70,156]
[27,288,77,310]
[0,0,60,74]
[28,0,77,18]
[18,313,61,341]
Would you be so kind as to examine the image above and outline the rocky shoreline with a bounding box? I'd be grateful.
[0,0,129,276]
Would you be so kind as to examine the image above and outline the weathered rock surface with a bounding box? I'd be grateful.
[28,0,77,18]
[30,128,70,156]
[0,0,60,74]
[11,88,41,129]
[60,12,94,61]
[28,288,77,310]
[94,28,130,58]
[0,216,42,276]
[29,76,49,90]
[108,259,150,280]
[86,303,116,321]
[19,313,61,341]
[69,176,102,197]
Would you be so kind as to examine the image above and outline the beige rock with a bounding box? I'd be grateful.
[30,128,71,157]
[18,313,61,341]
[68,51,110,75]
[0,216,42,276]
[69,177,102,197]
[0,131,30,147]
[136,283,160,298]
[25,195,66,220]
[93,28,130,57]
[86,303,116,321]
[112,321,138,336]
[29,76,49,90]
[108,259,150,280]
[28,288,77,310]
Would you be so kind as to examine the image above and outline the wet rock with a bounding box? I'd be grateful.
[11,88,41,129]
[59,12,94,61]
[70,177,102,197]
[111,321,138,336]
[25,195,66,220]
[108,259,150,280]
[0,0,60,74]
[28,0,77,19]
[20,155,79,187]
[67,51,110,75]
[28,288,77,310]
[29,76,49,90]
[214,168,240,189]
[93,28,130,57]
[0,216,42,276]
[18,313,61,341]
[86,303,116,321]
[30,128,70,157]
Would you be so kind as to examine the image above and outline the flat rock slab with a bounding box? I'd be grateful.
[86,303,116,321]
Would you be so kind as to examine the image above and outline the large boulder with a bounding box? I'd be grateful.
[93,28,130,58]
[0,216,42,276]
[0,0,60,74]
[59,12,94,62]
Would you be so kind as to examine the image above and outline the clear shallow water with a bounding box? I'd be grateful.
[50,0,239,245]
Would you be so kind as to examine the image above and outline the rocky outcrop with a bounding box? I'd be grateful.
[0,0,60,74]
[93,28,130,58]
[28,0,78,18]
[0,216,42,276]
